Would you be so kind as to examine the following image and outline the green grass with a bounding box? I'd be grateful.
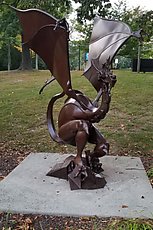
[147,168,153,178]
[108,218,153,230]
[0,69,153,156]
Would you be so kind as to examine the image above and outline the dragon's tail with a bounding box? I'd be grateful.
[47,91,65,144]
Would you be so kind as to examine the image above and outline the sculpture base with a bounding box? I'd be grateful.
[46,155,106,190]
[1,153,153,218]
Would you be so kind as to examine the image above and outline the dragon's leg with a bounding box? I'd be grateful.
[58,120,89,166]
[89,140,109,173]
[92,140,109,158]
[74,120,89,166]
[88,125,109,158]
[87,125,109,173]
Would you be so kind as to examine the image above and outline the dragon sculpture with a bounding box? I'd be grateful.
[11,6,141,189]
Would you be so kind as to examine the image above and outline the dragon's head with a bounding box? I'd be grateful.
[97,60,117,91]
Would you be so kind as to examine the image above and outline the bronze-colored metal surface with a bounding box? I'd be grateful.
[11,6,72,95]
[84,16,141,91]
[47,155,106,190]
[13,7,141,190]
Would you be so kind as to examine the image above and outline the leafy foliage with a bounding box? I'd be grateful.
[69,40,89,70]
[108,1,153,58]
[74,0,111,24]
[0,4,19,46]
[0,44,21,70]
[1,0,72,17]
[0,3,21,69]
[73,0,153,60]
[72,0,112,47]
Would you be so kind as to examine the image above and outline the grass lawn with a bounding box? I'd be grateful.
[0,69,153,229]
[0,70,153,159]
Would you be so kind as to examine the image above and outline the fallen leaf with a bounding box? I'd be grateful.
[122,205,128,208]
[25,217,32,224]
[80,216,90,221]
[0,176,5,181]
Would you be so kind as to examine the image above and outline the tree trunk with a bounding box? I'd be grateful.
[19,34,32,70]
[35,53,39,70]
[8,41,11,71]
[137,41,141,73]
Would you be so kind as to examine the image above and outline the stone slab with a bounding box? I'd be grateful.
[0,153,153,218]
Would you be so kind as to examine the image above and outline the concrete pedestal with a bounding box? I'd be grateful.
[0,153,153,218]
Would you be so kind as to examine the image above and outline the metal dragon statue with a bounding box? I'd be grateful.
[11,6,141,189]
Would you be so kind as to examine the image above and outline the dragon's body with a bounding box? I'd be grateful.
[58,93,109,166]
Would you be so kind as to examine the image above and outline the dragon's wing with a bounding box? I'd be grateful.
[12,6,72,94]
[84,16,141,91]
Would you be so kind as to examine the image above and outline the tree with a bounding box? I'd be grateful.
[70,0,111,64]
[0,0,72,70]
[69,40,89,70]
[108,1,153,59]
[72,0,152,65]
[0,2,20,70]
[0,44,21,70]
[74,0,111,24]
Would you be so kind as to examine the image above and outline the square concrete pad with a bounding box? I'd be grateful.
[0,153,153,218]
